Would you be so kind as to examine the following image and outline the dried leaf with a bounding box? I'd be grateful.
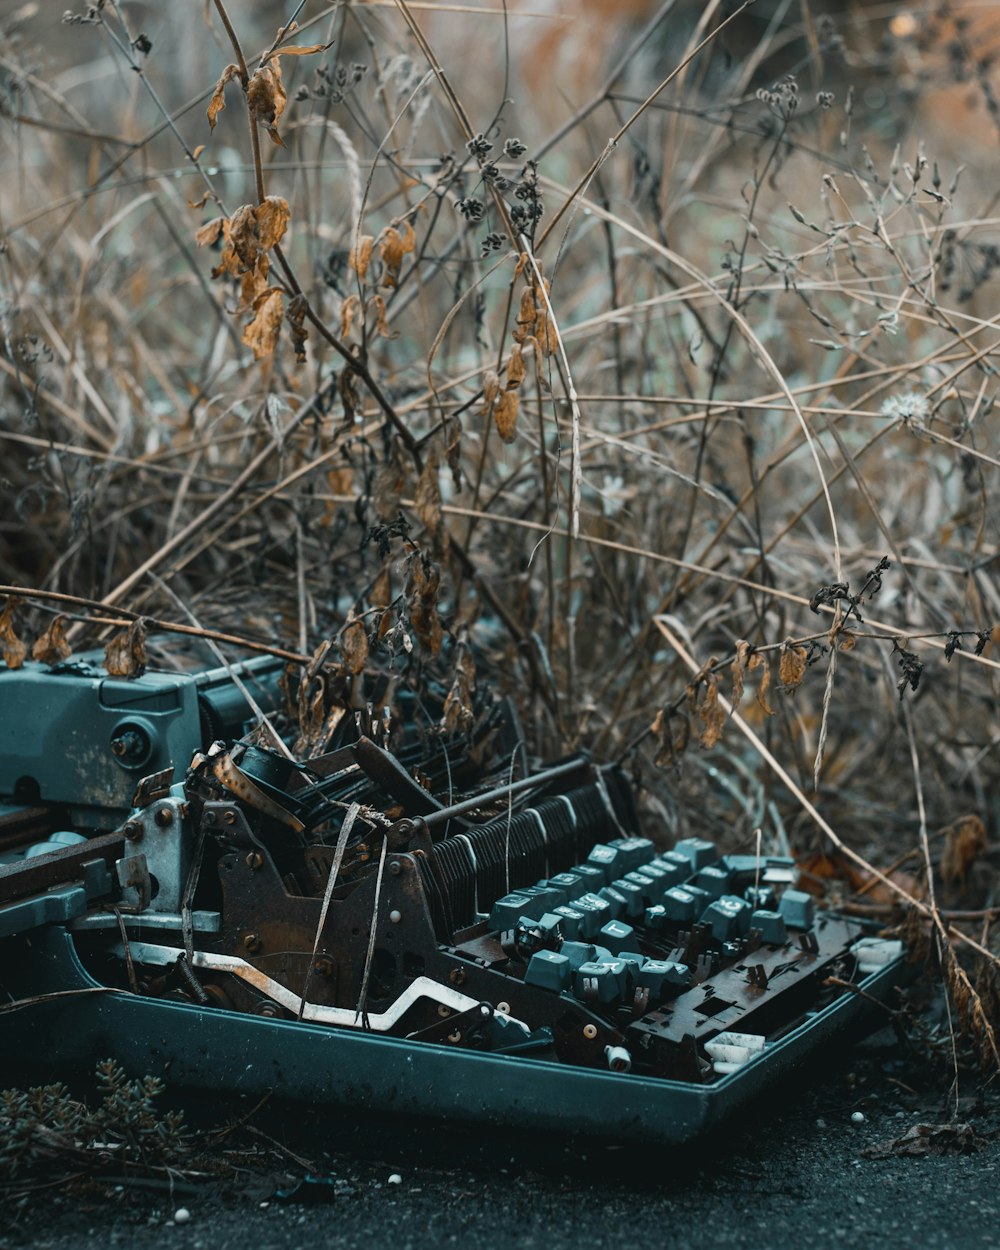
[242,288,284,360]
[340,294,360,338]
[651,707,689,767]
[481,369,501,413]
[839,631,856,652]
[940,814,987,884]
[506,343,527,388]
[372,447,405,520]
[349,235,374,280]
[32,616,71,665]
[264,41,330,59]
[408,556,442,657]
[696,675,725,749]
[195,217,226,247]
[513,285,536,344]
[369,294,394,338]
[378,227,406,288]
[208,62,240,130]
[494,388,519,443]
[730,639,751,709]
[340,619,369,676]
[415,458,443,544]
[287,292,308,363]
[748,651,773,715]
[779,639,808,690]
[255,196,291,250]
[228,203,260,270]
[0,598,27,670]
[371,569,392,609]
[248,62,287,145]
[103,618,148,679]
[442,645,476,735]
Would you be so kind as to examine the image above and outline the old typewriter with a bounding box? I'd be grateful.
[0,650,906,1147]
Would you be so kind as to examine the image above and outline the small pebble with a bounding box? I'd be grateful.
[388,1173,402,1185]
[850,1111,865,1124]
[816,1118,826,1128]
[174,1208,191,1225]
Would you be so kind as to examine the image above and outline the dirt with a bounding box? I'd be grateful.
[3,1032,997,1250]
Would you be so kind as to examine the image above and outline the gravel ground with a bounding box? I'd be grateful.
[3,1034,997,1250]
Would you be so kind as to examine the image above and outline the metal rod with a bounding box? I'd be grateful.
[418,755,589,829]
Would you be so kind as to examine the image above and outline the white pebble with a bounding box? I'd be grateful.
[850,1111,865,1124]
[388,1173,402,1185]
[816,1118,826,1128]
[174,1208,191,1225]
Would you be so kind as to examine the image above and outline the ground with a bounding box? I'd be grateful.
[4,1032,996,1250]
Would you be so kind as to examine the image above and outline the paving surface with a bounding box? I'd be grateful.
[3,1034,997,1250]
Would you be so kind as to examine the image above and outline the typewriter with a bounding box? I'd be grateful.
[0,651,906,1147]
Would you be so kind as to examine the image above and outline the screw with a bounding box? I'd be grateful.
[314,958,334,979]
[245,851,264,870]
[583,1024,598,1040]
[437,1005,451,1018]
[222,809,237,826]
[448,968,467,987]
[254,1002,278,1018]
[243,932,261,953]
[389,909,402,924]
[154,806,173,828]
[122,820,143,842]
[389,860,402,876]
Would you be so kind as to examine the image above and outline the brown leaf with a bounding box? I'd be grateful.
[494,388,519,443]
[340,294,360,338]
[242,288,284,360]
[369,294,395,338]
[371,569,392,609]
[195,217,226,247]
[513,285,536,344]
[349,235,374,280]
[839,630,856,652]
[264,41,330,59]
[408,556,442,657]
[248,62,287,145]
[287,292,308,363]
[696,674,725,749]
[372,446,405,520]
[730,639,751,710]
[651,707,689,767]
[228,203,260,270]
[779,639,808,690]
[415,458,444,546]
[238,253,270,309]
[103,618,148,679]
[208,62,240,130]
[442,645,476,735]
[255,196,291,250]
[748,651,773,715]
[32,616,71,665]
[940,814,987,884]
[506,342,527,388]
[340,619,369,676]
[378,227,405,288]
[0,598,27,670]
[481,369,501,415]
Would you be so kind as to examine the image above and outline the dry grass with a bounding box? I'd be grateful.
[3,0,1000,1074]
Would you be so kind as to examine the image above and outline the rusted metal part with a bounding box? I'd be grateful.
[209,751,304,834]
[0,831,125,906]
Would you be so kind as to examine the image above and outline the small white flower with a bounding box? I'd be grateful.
[880,391,930,426]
